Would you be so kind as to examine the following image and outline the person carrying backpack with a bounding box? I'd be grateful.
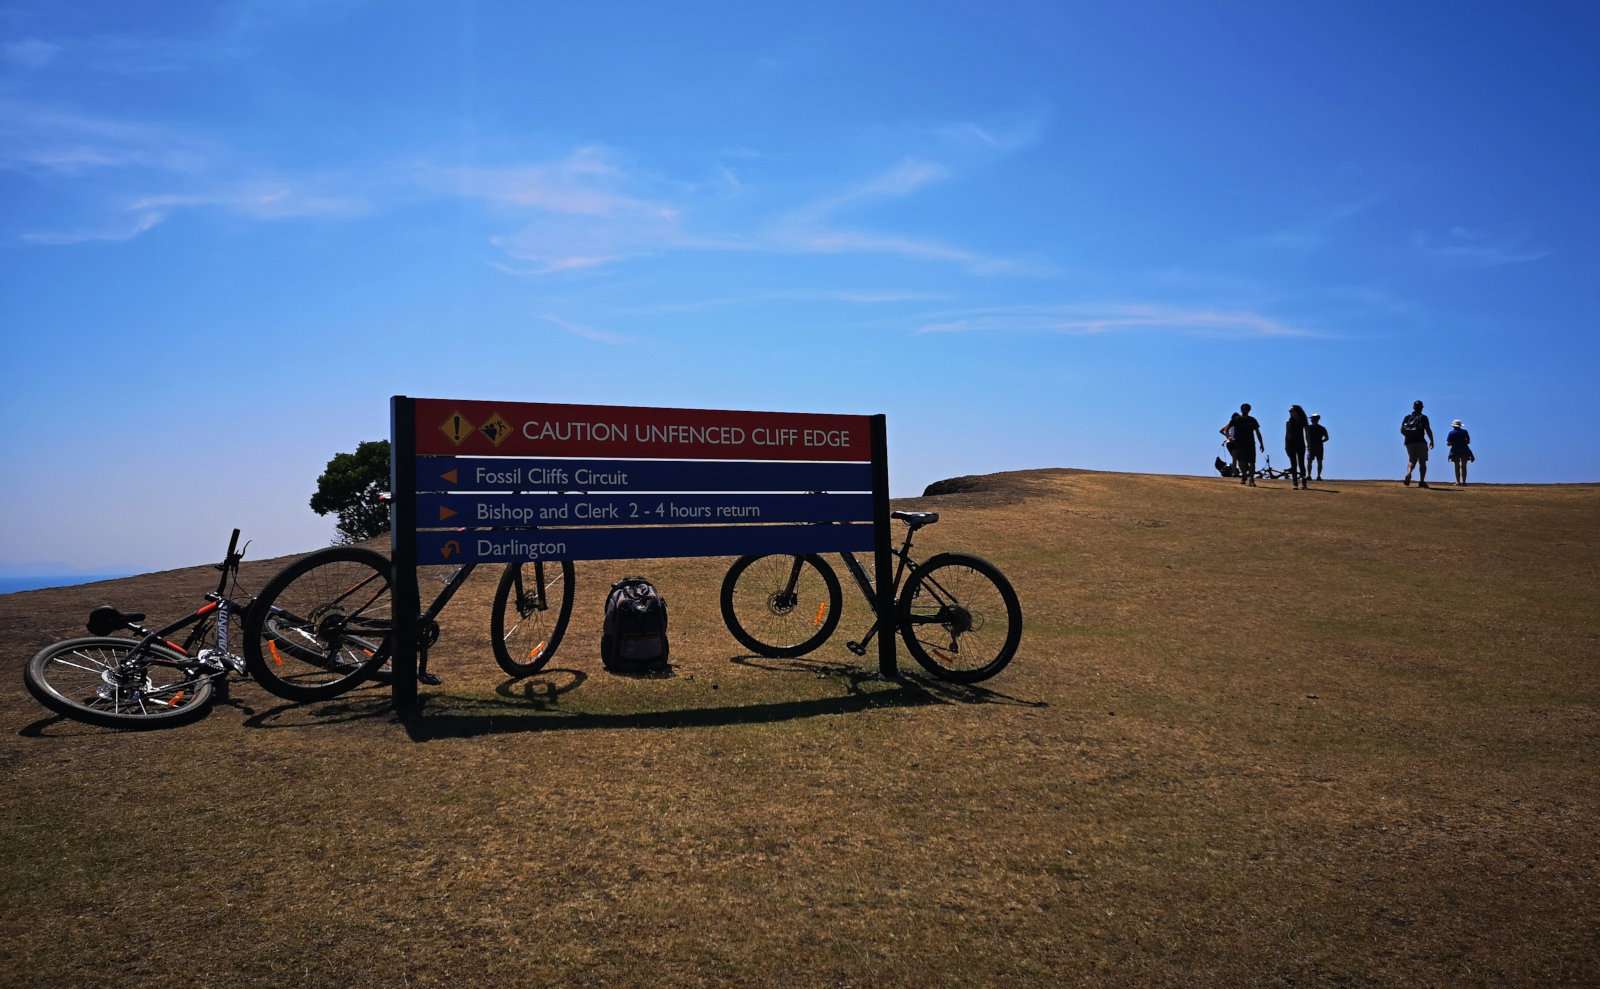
[1401,399,1435,488]
[1306,413,1329,481]
[1221,403,1264,486]
[1446,418,1475,486]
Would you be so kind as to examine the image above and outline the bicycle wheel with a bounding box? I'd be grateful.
[897,553,1022,683]
[24,636,215,729]
[261,610,394,685]
[720,554,842,658]
[243,546,393,701]
[490,559,576,677]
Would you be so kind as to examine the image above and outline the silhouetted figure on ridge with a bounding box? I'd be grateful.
[1222,403,1264,486]
[1447,418,1474,486]
[1401,399,1435,488]
[1285,405,1310,489]
[1306,413,1329,480]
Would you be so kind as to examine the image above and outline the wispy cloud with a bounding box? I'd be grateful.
[764,158,1044,275]
[796,158,948,217]
[22,210,166,245]
[1413,227,1549,267]
[617,289,951,314]
[130,183,366,219]
[2,37,59,68]
[0,100,214,174]
[914,303,1313,338]
[1246,197,1378,252]
[931,111,1047,153]
[440,146,678,219]
[467,148,1043,278]
[540,314,631,345]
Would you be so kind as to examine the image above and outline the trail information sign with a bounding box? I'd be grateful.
[389,396,895,710]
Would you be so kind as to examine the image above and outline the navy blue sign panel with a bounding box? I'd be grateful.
[417,492,873,528]
[417,456,871,494]
[415,524,875,564]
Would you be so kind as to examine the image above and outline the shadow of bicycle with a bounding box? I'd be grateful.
[731,653,1048,708]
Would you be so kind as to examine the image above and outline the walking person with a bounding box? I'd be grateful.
[1222,403,1264,486]
[1306,413,1329,481]
[1401,400,1435,487]
[1285,405,1310,488]
[1447,418,1475,486]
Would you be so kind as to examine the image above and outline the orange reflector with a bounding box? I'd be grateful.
[814,602,827,626]
[268,641,284,667]
[170,691,185,705]
[527,640,546,659]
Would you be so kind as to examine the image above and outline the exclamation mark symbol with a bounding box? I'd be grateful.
[453,415,462,442]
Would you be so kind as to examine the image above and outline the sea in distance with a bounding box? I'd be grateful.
[0,574,130,595]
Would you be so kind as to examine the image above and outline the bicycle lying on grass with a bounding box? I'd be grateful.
[241,544,574,701]
[23,529,256,730]
[720,510,1023,682]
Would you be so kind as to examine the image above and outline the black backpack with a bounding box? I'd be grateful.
[601,577,669,673]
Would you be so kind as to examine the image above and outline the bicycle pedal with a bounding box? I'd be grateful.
[845,641,866,656]
[418,672,443,686]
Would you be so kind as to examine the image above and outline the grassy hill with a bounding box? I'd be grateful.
[2,469,1597,987]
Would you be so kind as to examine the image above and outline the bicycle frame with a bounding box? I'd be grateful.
[771,523,958,657]
[107,529,251,676]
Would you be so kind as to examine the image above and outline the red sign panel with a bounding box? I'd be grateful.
[413,398,872,461]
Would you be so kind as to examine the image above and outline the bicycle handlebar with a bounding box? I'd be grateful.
[215,528,243,593]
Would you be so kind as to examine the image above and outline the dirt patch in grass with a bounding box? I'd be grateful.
[2,469,1597,987]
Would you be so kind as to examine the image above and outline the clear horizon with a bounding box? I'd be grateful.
[4,2,1598,573]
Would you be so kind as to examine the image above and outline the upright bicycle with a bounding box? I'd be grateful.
[23,529,256,729]
[720,511,1022,682]
[241,544,574,701]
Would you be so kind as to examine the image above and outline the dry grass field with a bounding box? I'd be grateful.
[2,468,1597,987]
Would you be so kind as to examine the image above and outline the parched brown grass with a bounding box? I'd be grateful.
[2,469,1597,987]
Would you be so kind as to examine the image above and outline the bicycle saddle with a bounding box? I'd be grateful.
[891,511,940,528]
[87,606,144,636]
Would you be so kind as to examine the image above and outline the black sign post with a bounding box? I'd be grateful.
[387,395,896,720]
[389,396,420,717]
[869,413,896,679]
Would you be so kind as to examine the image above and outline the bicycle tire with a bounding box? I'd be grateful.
[490,559,576,677]
[24,636,216,730]
[720,554,843,658]
[243,546,393,702]
[261,612,392,684]
[897,552,1022,683]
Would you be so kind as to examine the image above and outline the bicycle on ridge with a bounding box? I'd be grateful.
[242,541,575,702]
[24,529,257,729]
[720,510,1022,683]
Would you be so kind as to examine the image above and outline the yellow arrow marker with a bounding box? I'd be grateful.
[438,505,457,521]
[441,468,458,484]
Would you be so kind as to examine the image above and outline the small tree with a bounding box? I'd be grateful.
[310,440,391,544]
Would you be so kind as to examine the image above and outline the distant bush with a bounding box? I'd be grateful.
[310,440,391,544]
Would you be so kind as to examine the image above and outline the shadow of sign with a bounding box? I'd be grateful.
[400,684,938,741]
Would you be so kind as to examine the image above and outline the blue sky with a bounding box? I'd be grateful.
[3,1,1597,574]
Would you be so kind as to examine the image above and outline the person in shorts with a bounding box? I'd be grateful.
[1446,418,1474,486]
[1306,413,1329,480]
[1401,400,1435,488]
[1222,403,1263,486]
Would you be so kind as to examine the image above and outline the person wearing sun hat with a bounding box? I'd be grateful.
[1446,418,1474,486]
[1306,413,1329,481]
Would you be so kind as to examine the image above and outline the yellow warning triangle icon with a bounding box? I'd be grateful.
[438,505,457,521]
